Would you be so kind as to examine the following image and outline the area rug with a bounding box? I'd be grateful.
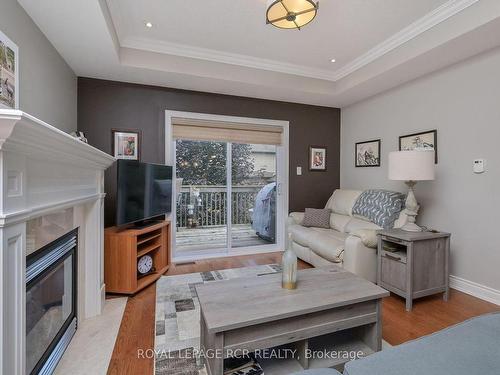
[154,265,391,375]
[154,264,282,375]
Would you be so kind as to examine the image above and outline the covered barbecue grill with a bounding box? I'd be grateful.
[251,182,276,242]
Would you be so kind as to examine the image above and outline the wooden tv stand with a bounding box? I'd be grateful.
[104,220,170,294]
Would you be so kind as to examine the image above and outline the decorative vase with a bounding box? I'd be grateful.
[282,245,297,290]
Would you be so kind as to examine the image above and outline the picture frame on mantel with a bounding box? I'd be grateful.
[309,146,327,171]
[399,130,438,164]
[355,139,381,167]
[112,129,141,160]
[0,29,19,110]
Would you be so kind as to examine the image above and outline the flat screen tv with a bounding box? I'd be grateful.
[116,160,173,226]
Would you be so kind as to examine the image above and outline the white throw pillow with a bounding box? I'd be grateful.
[325,189,362,216]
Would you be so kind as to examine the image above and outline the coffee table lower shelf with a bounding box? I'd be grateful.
[247,330,375,375]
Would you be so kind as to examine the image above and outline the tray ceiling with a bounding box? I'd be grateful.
[17,0,500,107]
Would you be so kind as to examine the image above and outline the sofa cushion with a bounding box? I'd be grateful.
[352,189,406,229]
[344,313,500,375]
[289,225,346,245]
[330,213,352,232]
[289,225,316,248]
[307,233,345,263]
[310,227,348,242]
[289,225,347,263]
[302,208,331,229]
[325,189,362,216]
[344,217,381,233]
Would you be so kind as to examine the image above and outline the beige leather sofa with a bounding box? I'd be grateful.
[287,189,407,283]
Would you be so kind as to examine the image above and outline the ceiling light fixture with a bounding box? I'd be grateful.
[145,22,153,28]
[266,0,319,30]
[330,59,336,63]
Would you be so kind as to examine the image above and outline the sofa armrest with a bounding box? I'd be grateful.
[343,235,377,283]
[349,229,378,248]
[288,212,305,226]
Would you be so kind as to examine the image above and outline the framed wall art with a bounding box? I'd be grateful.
[112,129,141,160]
[0,30,19,109]
[355,139,381,167]
[399,130,437,163]
[309,146,327,171]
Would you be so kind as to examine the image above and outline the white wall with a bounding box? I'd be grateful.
[341,47,500,296]
[0,0,76,132]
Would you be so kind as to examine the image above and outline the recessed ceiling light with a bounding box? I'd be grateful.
[145,22,153,28]
[330,58,336,63]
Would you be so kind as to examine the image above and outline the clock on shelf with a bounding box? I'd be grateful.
[138,255,154,276]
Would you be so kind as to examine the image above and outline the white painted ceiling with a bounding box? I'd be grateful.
[108,0,447,71]
[17,0,500,107]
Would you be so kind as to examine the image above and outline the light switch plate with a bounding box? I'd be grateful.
[296,166,302,175]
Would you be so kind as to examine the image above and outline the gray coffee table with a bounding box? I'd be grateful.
[196,265,389,375]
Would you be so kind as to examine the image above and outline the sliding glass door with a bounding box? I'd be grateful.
[174,139,280,259]
[231,143,277,248]
[175,139,228,254]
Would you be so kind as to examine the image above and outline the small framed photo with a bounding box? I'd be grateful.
[0,30,19,109]
[112,129,141,160]
[309,146,327,171]
[355,139,381,167]
[399,130,437,163]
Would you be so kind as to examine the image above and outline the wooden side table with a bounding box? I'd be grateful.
[377,229,450,311]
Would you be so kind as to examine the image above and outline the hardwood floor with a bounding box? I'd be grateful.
[382,288,500,345]
[107,252,500,374]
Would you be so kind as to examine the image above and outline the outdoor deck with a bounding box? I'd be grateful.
[176,224,271,252]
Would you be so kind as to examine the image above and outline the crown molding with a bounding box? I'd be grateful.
[120,36,337,81]
[118,0,479,83]
[330,0,480,81]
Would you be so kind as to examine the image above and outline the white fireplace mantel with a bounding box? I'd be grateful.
[0,110,115,375]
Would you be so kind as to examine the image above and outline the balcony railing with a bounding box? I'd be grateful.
[176,185,262,228]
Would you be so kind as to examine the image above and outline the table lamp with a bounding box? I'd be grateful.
[388,150,435,232]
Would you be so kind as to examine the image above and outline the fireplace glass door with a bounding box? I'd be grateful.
[26,230,77,375]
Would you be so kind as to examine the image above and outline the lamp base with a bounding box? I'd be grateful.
[401,181,422,232]
[400,222,423,232]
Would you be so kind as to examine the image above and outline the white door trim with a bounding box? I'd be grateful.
[165,110,289,261]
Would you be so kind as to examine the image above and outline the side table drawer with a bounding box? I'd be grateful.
[380,255,407,291]
[380,250,407,264]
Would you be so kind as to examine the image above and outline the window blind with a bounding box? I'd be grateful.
[172,117,283,145]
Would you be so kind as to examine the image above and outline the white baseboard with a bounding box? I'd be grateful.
[449,275,500,306]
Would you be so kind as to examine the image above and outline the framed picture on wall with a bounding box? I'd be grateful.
[309,146,327,171]
[112,129,141,160]
[355,139,381,167]
[0,29,19,110]
[399,130,438,163]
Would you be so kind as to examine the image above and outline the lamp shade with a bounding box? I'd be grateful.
[388,151,435,181]
[266,0,319,30]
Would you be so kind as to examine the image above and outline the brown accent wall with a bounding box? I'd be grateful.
[77,78,340,227]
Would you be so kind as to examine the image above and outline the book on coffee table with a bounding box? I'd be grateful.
[224,354,264,375]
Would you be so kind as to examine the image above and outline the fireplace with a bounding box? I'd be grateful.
[0,110,114,373]
[26,229,78,375]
